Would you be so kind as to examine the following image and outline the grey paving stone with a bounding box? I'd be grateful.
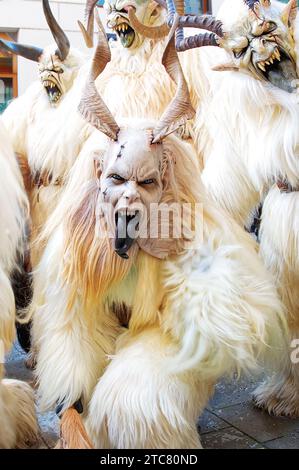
[201,427,264,449]
[38,431,59,449]
[4,341,299,449]
[6,341,26,362]
[265,432,299,449]
[5,341,32,382]
[208,375,261,410]
[5,358,33,382]
[214,402,299,443]
[198,410,230,434]
[38,410,59,433]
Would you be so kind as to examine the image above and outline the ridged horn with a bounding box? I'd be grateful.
[128,0,223,40]
[78,17,120,141]
[152,17,195,143]
[78,0,99,48]
[0,39,43,62]
[43,0,70,61]
[167,0,222,51]
[128,7,169,38]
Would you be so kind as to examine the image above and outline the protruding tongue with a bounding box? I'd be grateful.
[114,212,139,259]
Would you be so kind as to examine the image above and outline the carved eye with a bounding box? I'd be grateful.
[263,21,277,34]
[233,48,246,59]
[140,178,155,185]
[110,174,126,183]
[53,67,64,74]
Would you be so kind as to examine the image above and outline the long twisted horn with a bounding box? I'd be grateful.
[78,19,120,141]
[43,0,70,61]
[128,0,223,42]
[170,0,223,51]
[78,0,99,48]
[128,7,169,39]
[128,9,224,38]
[152,18,195,143]
[0,39,43,62]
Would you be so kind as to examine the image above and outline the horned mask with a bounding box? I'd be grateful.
[129,0,298,93]
[79,0,167,49]
[78,19,195,259]
[0,0,75,104]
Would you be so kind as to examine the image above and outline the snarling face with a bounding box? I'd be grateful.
[219,1,298,92]
[38,48,82,105]
[98,128,165,258]
[104,0,163,48]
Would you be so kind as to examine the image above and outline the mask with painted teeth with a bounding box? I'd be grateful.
[213,0,298,93]
[114,22,136,47]
[42,80,63,103]
[104,0,164,49]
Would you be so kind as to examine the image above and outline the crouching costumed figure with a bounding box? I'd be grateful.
[0,123,38,448]
[31,24,285,448]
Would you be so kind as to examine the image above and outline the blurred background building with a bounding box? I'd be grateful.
[0,0,290,112]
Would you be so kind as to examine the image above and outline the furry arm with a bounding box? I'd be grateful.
[162,225,287,380]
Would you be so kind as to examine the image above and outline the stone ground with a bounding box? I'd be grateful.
[5,341,299,449]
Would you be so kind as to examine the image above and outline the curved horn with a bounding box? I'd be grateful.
[128,7,169,39]
[78,0,99,48]
[176,15,224,37]
[0,39,43,62]
[166,0,222,51]
[78,19,120,141]
[152,18,195,143]
[43,0,70,60]
[128,1,223,40]
[175,31,220,51]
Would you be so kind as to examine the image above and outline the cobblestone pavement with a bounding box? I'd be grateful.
[5,342,299,449]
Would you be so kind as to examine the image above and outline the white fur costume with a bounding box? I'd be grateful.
[0,1,205,266]
[0,123,38,448]
[31,118,285,448]
[1,46,88,267]
[192,0,299,416]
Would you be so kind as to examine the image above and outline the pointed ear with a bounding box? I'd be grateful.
[212,62,239,72]
[281,0,297,28]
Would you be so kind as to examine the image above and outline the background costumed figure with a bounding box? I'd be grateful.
[163,0,299,417]
[0,122,38,448]
[0,0,88,268]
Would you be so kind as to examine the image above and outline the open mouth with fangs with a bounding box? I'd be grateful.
[255,47,298,93]
[114,209,140,259]
[113,21,135,48]
[43,80,63,104]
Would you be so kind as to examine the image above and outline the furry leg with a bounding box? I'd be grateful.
[0,374,38,448]
[0,267,16,351]
[32,231,121,412]
[86,328,207,449]
[253,330,299,417]
[255,187,299,416]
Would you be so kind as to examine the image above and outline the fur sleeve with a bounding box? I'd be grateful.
[162,231,287,380]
